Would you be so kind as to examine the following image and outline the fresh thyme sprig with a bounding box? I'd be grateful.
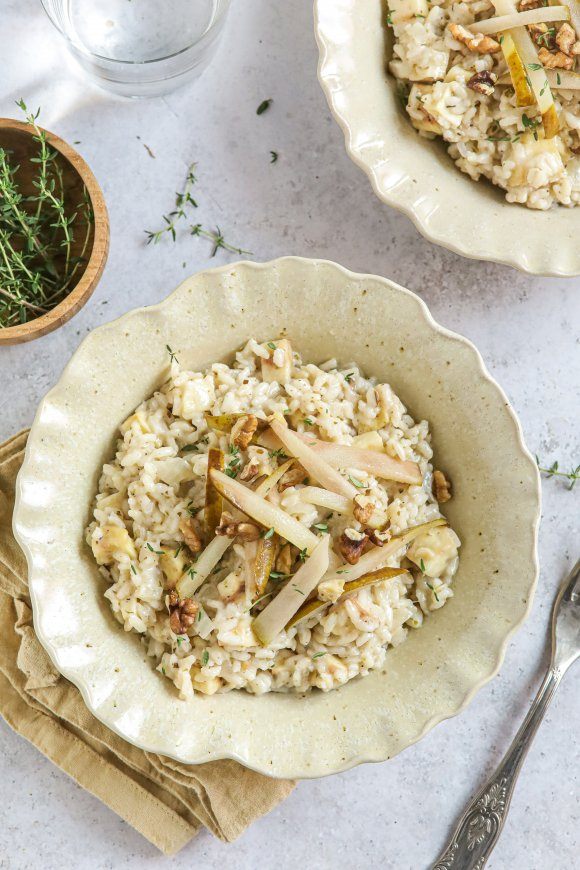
[536,456,579,490]
[0,100,93,328]
[145,163,251,258]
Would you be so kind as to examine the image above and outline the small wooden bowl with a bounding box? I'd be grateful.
[0,119,109,345]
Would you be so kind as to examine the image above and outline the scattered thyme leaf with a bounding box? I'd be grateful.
[257,99,272,115]
[262,527,275,540]
[166,344,179,364]
[536,455,579,490]
[348,475,365,488]
[292,585,306,595]
[298,548,309,562]
[146,543,165,555]
[426,580,440,602]
[267,341,277,350]
[304,418,313,426]
[313,523,329,532]
[270,151,278,163]
[201,650,209,666]
[312,652,326,659]
[420,558,426,573]
[130,564,137,575]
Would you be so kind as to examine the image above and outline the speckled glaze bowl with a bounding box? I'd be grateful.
[314,0,580,277]
[14,258,540,778]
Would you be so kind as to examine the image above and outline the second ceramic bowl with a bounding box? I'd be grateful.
[315,0,579,277]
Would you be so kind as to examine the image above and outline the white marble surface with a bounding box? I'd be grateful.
[0,2,579,868]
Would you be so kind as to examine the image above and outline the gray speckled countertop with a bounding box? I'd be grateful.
[1,2,579,868]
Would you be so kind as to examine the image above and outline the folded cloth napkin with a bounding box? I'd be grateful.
[0,431,294,855]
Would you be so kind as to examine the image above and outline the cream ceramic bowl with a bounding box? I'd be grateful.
[315,0,580,277]
[14,257,540,779]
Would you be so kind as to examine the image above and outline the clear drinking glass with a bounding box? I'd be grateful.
[40,0,232,97]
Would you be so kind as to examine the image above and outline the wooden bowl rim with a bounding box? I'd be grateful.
[0,118,109,345]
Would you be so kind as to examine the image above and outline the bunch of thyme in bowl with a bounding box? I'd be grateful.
[0,101,93,329]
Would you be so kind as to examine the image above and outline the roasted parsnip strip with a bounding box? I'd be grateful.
[252,536,330,645]
[286,566,412,629]
[210,468,319,553]
[296,433,422,485]
[318,518,447,602]
[299,486,353,515]
[468,5,569,33]
[493,0,559,135]
[253,534,278,597]
[176,535,233,598]
[270,418,358,500]
[205,447,224,538]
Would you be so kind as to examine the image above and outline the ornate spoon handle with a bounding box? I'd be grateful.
[433,666,563,870]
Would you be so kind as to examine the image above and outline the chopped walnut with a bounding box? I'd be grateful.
[556,22,576,55]
[275,542,294,574]
[449,23,501,54]
[353,494,374,525]
[353,494,388,530]
[367,528,392,547]
[278,464,307,492]
[339,528,369,565]
[167,591,199,635]
[538,46,574,69]
[519,0,545,9]
[239,456,261,481]
[179,517,203,553]
[215,511,261,541]
[467,70,497,96]
[529,23,557,51]
[433,469,452,504]
[230,414,258,450]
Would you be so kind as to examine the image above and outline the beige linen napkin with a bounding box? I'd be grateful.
[0,431,294,855]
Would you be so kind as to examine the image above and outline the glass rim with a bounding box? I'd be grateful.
[39,0,231,68]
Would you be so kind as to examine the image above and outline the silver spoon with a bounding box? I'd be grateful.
[433,558,580,870]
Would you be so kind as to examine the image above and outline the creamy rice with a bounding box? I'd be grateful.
[86,339,460,699]
[388,0,580,208]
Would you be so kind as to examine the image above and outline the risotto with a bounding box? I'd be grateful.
[87,339,460,699]
[387,0,580,208]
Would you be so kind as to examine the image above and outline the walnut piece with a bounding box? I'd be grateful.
[216,511,261,541]
[230,414,258,450]
[433,469,452,504]
[167,591,199,635]
[239,457,260,481]
[529,23,556,51]
[179,517,203,553]
[518,0,545,9]
[449,23,501,54]
[338,528,369,565]
[367,528,392,547]
[277,464,307,492]
[353,494,374,525]
[538,46,574,69]
[467,70,497,96]
[556,22,576,55]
